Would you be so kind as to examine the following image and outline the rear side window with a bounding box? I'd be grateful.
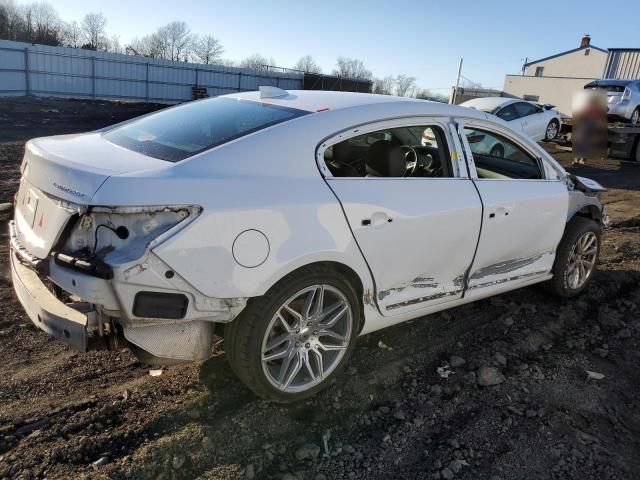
[104,97,309,162]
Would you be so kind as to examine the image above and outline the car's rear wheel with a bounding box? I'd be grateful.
[545,119,559,141]
[548,217,601,297]
[225,266,360,403]
[630,107,640,125]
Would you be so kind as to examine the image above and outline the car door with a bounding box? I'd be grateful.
[320,118,482,315]
[513,102,545,140]
[457,120,568,297]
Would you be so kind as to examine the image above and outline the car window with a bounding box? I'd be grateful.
[104,97,309,162]
[495,104,518,121]
[464,127,543,180]
[324,125,453,178]
[513,102,538,117]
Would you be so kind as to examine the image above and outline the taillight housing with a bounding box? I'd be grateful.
[63,205,201,262]
[622,88,631,101]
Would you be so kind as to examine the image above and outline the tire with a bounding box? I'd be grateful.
[489,144,504,158]
[630,108,640,125]
[548,217,601,298]
[224,265,361,403]
[544,119,559,141]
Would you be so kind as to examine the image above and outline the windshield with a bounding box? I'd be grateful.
[104,97,309,162]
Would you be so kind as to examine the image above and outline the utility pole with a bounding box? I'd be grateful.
[522,57,528,75]
[451,57,463,104]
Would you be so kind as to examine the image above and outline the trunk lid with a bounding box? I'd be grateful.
[14,133,169,259]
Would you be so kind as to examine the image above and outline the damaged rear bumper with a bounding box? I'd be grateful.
[10,247,92,352]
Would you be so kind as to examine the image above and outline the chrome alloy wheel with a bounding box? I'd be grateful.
[546,121,558,140]
[567,231,598,289]
[261,284,353,393]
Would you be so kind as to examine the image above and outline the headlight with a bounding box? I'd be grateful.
[63,205,201,262]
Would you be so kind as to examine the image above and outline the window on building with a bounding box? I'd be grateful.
[585,49,590,56]
[523,95,540,102]
[534,67,544,77]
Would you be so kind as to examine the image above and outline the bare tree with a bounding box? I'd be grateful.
[81,12,107,50]
[395,74,416,97]
[156,21,191,61]
[62,20,82,47]
[332,57,372,79]
[373,75,395,95]
[192,34,223,64]
[293,55,322,73]
[107,33,123,54]
[240,53,275,71]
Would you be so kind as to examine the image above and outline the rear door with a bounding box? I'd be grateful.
[320,118,482,315]
[457,120,568,296]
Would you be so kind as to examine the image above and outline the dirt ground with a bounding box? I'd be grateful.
[0,97,639,480]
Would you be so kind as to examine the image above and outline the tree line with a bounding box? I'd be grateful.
[0,0,448,100]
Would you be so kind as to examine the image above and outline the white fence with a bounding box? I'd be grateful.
[0,39,303,103]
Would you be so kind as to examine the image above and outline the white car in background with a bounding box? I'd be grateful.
[461,97,562,141]
[10,89,605,403]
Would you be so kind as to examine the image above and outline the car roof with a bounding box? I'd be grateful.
[224,90,486,119]
[585,79,633,87]
[460,97,518,112]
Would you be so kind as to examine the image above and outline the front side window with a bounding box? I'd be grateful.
[464,127,543,180]
[324,125,453,178]
[513,102,539,117]
[495,104,518,121]
[104,98,309,162]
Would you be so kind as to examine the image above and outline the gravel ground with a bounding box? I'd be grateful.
[0,97,639,480]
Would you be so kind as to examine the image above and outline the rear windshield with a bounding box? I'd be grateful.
[104,97,309,162]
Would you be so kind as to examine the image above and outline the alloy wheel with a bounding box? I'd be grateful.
[546,121,558,140]
[261,284,353,393]
[567,231,598,289]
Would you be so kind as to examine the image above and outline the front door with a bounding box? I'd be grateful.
[459,122,568,295]
[321,120,482,314]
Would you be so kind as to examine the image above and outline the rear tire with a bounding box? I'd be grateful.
[548,217,601,297]
[225,265,361,403]
[630,107,640,125]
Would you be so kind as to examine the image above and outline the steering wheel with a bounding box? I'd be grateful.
[400,145,418,177]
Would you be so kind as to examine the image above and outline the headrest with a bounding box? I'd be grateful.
[366,140,405,177]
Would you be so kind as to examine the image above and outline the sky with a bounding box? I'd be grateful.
[51,0,640,94]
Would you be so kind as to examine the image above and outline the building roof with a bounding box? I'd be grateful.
[524,45,607,67]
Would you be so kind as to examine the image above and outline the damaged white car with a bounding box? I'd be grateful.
[10,88,607,402]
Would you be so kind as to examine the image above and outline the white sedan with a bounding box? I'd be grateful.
[461,97,562,141]
[10,88,605,402]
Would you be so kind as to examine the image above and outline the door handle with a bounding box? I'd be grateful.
[488,206,512,219]
[362,212,393,227]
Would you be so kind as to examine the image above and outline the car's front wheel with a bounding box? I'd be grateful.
[544,119,559,141]
[225,266,360,403]
[630,107,640,125]
[549,217,601,297]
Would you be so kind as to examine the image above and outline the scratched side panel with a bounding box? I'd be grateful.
[468,180,568,291]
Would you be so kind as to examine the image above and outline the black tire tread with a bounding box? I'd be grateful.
[549,216,601,298]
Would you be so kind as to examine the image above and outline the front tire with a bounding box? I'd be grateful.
[545,119,559,141]
[549,217,601,297]
[225,265,360,403]
[630,107,640,125]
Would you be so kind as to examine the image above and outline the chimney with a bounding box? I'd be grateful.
[581,34,591,48]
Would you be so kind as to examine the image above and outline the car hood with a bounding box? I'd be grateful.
[22,132,170,204]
